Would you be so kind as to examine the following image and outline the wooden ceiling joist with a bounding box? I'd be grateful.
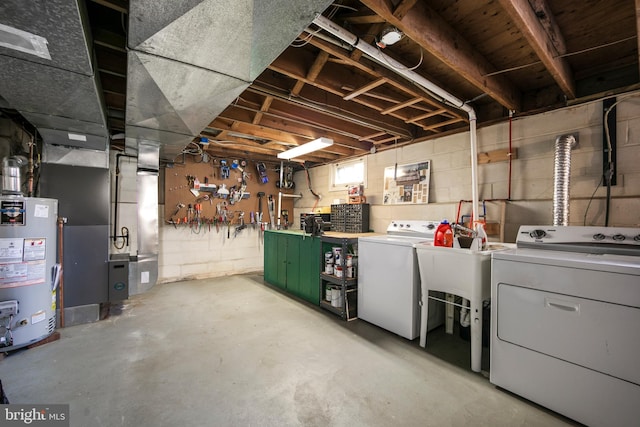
[498,0,575,99]
[419,117,465,132]
[291,50,331,97]
[374,135,401,144]
[380,97,422,115]
[343,77,387,100]
[635,0,640,78]
[252,96,273,125]
[405,109,447,124]
[304,34,467,122]
[392,0,419,20]
[360,0,522,111]
[90,0,128,14]
[359,131,386,141]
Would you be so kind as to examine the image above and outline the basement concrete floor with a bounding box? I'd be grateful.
[0,274,577,427]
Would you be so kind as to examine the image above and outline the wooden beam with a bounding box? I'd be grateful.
[527,0,567,54]
[252,96,273,125]
[306,50,330,82]
[210,118,300,144]
[341,14,384,25]
[359,131,386,141]
[393,0,419,20]
[304,30,466,120]
[374,136,401,144]
[380,97,421,114]
[360,0,521,111]
[419,117,464,131]
[291,50,330,96]
[290,81,305,96]
[92,28,126,52]
[343,78,387,101]
[405,109,447,124]
[265,56,416,136]
[636,0,640,78]
[499,0,575,99]
[90,0,127,14]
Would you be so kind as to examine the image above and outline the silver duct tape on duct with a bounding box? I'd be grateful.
[553,134,578,226]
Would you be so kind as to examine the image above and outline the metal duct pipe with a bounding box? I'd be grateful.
[2,155,27,196]
[553,134,577,226]
[312,15,481,226]
[135,141,159,292]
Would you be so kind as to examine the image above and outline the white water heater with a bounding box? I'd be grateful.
[0,156,58,351]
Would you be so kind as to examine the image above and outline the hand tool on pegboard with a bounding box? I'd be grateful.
[267,194,275,229]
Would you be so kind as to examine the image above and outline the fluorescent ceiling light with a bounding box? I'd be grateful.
[277,137,333,160]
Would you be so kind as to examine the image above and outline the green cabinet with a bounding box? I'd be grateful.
[263,230,321,305]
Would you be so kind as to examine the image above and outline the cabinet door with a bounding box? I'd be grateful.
[274,234,288,289]
[263,231,278,284]
[264,232,286,289]
[298,237,320,304]
[285,235,302,296]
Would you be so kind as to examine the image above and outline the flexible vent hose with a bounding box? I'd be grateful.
[553,134,577,226]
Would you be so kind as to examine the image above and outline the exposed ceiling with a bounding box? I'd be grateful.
[2,0,639,166]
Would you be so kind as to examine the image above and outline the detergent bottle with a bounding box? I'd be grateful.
[434,220,454,247]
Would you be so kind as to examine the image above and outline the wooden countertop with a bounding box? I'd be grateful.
[265,229,380,239]
[322,231,381,239]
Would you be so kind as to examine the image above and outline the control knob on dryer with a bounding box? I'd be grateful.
[593,233,606,241]
[634,234,640,242]
[612,234,626,241]
[529,229,547,239]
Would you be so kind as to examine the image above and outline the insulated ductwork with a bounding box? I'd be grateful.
[553,134,578,226]
[126,0,334,161]
[0,0,108,148]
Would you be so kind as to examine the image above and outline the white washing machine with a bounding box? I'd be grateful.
[358,220,444,340]
[491,225,640,427]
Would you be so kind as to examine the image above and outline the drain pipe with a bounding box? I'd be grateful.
[553,134,577,226]
[312,15,480,228]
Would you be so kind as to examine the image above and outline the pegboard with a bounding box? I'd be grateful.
[164,156,295,231]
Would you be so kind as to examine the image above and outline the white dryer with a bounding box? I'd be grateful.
[491,225,640,427]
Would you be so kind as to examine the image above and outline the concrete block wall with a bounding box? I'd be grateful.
[110,155,138,256]
[111,93,640,285]
[110,152,265,284]
[158,223,264,282]
[293,93,640,241]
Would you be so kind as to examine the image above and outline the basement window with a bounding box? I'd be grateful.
[330,157,367,192]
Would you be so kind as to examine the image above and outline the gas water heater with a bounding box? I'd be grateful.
[0,156,59,351]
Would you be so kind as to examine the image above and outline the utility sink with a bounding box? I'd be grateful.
[413,241,515,372]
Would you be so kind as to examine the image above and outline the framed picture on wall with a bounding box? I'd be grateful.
[382,160,431,205]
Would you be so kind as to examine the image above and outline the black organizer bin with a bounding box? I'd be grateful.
[330,203,370,233]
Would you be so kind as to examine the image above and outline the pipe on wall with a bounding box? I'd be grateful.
[312,15,481,228]
[553,134,577,226]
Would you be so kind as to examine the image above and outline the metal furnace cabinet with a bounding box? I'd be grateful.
[263,230,321,305]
